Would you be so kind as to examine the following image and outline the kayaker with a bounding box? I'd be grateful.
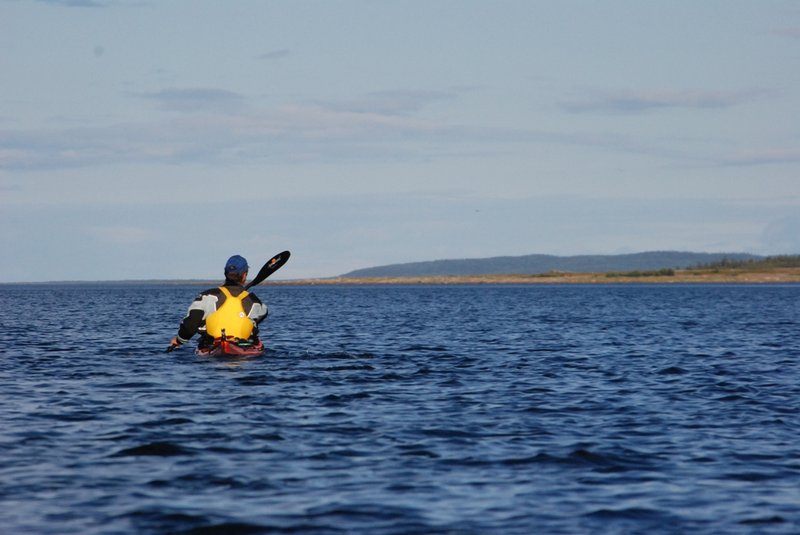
[168,255,268,352]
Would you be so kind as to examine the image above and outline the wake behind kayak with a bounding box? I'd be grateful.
[196,339,265,358]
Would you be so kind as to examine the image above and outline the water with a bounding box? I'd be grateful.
[1,283,798,534]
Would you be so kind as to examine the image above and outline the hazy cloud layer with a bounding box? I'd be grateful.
[36,0,105,6]
[3,91,793,170]
[721,148,800,166]
[0,88,495,169]
[561,88,764,113]
[773,27,800,40]
[140,88,247,113]
[321,90,458,115]
[34,0,144,6]
[257,49,290,60]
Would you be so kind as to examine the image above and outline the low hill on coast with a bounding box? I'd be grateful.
[340,251,761,278]
[304,254,799,285]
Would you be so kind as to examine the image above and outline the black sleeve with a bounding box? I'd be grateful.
[176,290,218,343]
[177,309,205,342]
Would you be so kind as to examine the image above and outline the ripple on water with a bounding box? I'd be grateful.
[112,442,194,458]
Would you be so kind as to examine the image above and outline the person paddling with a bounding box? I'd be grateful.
[169,255,268,353]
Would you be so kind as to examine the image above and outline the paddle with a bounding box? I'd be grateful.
[245,250,291,290]
[166,250,291,352]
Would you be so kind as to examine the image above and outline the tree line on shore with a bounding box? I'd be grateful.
[694,255,800,270]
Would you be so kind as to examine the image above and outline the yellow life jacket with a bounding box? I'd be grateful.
[204,286,254,340]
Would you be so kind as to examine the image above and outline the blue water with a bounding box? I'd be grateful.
[1,283,798,534]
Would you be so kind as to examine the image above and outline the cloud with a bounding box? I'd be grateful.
[257,49,290,60]
[0,107,697,170]
[36,0,104,5]
[140,88,247,113]
[772,27,800,40]
[0,84,481,170]
[0,148,38,168]
[721,148,800,166]
[35,0,145,6]
[0,182,23,193]
[88,225,155,244]
[0,85,740,171]
[561,88,763,113]
[320,90,457,115]
[0,98,452,169]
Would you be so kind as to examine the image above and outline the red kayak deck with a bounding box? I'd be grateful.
[196,339,264,358]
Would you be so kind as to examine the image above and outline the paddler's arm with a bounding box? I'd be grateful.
[176,308,204,341]
[247,294,269,325]
[167,313,199,351]
[169,293,217,349]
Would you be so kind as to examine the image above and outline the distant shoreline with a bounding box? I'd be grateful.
[281,268,800,285]
[3,268,799,286]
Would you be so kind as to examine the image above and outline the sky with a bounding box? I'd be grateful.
[1,0,799,282]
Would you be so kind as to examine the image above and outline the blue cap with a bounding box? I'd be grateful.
[224,255,249,276]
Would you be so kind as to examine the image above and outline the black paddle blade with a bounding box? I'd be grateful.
[245,250,291,290]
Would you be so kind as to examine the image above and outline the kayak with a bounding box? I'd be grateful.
[196,339,264,358]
